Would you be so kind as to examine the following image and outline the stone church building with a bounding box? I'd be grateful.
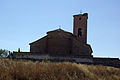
[12,13,120,67]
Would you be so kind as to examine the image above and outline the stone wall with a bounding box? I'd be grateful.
[12,52,120,68]
[29,29,93,58]
[93,57,120,68]
[72,37,92,57]
[73,13,88,43]
[12,52,93,63]
[30,36,47,53]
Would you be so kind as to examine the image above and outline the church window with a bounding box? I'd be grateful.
[78,28,82,37]
[79,17,81,20]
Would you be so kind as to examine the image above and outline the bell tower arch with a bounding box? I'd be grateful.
[73,13,88,43]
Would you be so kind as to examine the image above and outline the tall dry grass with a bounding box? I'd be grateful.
[0,58,120,80]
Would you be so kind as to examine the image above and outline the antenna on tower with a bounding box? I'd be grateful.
[80,10,82,14]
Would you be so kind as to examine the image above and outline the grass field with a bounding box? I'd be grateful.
[0,58,120,80]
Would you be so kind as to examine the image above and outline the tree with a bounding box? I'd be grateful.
[0,49,9,57]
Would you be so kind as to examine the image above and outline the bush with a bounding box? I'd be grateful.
[0,49,9,57]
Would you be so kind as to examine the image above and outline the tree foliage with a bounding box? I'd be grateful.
[0,49,8,57]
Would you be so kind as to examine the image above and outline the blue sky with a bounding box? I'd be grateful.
[0,0,120,58]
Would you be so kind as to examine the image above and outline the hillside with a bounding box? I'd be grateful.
[0,58,120,80]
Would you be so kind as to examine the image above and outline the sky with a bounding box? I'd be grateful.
[0,0,120,58]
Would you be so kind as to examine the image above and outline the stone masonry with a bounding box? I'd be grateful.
[12,13,120,68]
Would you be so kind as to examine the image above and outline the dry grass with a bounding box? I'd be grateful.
[0,58,120,80]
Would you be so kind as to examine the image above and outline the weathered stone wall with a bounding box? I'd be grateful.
[93,57,120,68]
[73,13,88,43]
[47,31,72,56]
[12,52,120,67]
[72,37,93,57]
[30,36,47,53]
[29,29,93,58]
[12,52,93,63]
[47,38,71,55]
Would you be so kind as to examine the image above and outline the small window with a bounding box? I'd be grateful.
[79,17,81,20]
[78,28,82,37]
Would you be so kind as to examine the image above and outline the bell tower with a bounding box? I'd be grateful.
[73,13,88,43]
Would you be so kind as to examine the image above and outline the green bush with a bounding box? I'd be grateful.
[0,49,8,57]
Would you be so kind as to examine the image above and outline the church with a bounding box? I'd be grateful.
[12,13,120,67]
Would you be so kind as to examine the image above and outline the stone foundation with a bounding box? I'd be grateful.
[11,52,120,68]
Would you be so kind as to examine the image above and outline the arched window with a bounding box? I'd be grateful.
[79,17,81,20]
[78,28,82,37]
